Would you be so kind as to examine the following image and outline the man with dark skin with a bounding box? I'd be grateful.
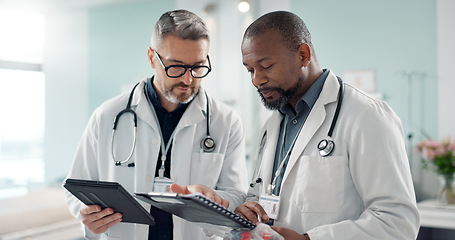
[235,11,419,240]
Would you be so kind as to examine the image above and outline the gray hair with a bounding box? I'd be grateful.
[244,11,316,60]
[151,9,209,50]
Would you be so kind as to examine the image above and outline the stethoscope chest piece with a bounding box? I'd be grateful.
[318,138,334,157]
[201,136,216,152]
[200,92,216,153]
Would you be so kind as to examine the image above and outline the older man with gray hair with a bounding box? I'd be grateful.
[65,9,248,240]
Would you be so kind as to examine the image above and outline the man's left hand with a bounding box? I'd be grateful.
[170,183,229,208]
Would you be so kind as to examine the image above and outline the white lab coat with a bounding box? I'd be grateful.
[65,79,248,240]
[248,71,420,240]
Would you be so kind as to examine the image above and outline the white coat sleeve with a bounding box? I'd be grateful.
[64,110,103,240]
[307,101,420,240]
[214,116,249,211]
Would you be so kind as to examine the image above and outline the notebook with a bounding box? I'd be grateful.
[64,178,155,225]
[135,192,255,230]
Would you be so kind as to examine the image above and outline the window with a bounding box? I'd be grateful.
[0,9,45,199]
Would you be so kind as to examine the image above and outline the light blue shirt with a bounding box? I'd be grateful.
[272,69,329,195]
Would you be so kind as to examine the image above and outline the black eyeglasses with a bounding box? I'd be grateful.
[154,50,212,78]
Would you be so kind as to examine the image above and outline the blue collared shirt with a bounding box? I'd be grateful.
[147,77,189,144]
[271,69,329,195]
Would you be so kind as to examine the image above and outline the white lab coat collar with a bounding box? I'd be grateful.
[281,71,341,187]
[129,79,207,186]
[259,71,341,193]
[131,80,160,133]
[259,111,283,195]
[176,87,207,132]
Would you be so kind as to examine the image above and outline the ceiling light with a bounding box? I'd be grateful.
[238,0,250,13]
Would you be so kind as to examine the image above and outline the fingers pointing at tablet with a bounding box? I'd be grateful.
[170,183,230,208]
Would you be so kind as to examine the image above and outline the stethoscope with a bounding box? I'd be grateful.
[317,77,344,157]
[250,77,344,188]
[111,80,216,167]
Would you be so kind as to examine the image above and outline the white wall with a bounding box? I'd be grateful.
[438,0,455,139]
[44,10,89,183]
[414,0,455,201]
[426,0,455,230]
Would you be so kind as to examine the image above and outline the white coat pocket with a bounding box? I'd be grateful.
[190,152,225,188]
[294,155,346,213]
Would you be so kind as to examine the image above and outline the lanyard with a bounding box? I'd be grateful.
[268,115,304,195]
[144,83,178,179]
[156,123,177,178]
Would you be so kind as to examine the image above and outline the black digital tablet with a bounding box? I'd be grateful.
[135,192,255,230]
[64,178,155,225]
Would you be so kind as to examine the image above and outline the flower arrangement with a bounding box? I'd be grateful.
[417,138,455,176]
[417,138,455,204]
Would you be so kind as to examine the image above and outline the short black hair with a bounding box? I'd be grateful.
[244,11,314,53]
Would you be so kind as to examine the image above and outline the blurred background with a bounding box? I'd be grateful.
[0,0,453,239]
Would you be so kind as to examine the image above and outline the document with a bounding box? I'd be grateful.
[135,192,255,230]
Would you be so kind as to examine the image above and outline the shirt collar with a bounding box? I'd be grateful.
[279,69,330,116]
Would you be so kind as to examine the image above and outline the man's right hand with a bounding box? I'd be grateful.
[80,205,122,234]
[234,201,269,225]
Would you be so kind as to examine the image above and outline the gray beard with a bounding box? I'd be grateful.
[162,85,199,104]
[163,90,196,104]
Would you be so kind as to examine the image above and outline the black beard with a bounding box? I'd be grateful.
[258,77,303,110]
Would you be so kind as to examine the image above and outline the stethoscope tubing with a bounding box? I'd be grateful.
[111,80,215,167]
[250,77,344,188]
[327,77,344,137]
[111,82,140,166]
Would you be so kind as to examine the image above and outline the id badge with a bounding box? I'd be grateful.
[259,194,280,219]
[153,177,175,193]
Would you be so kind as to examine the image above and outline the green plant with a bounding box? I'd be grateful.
[417,138,455,177]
